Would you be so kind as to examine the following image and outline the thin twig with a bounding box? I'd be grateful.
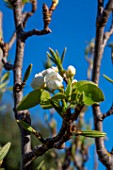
[102,104,113,119]
[22,0,37,27]
[8,32,16,49]
[23,29,51,40]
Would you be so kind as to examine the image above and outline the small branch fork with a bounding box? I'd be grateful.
[92,0,113,169]
[23,106,84,166]
[0,0,58,70]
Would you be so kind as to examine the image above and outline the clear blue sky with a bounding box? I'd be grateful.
[1,1,113,169]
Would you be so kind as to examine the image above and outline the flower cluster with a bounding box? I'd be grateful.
[31,65,76,91]
[31,67,63,91]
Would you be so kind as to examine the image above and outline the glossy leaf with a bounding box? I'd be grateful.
[103,74,113,83]
[48,99,62,115]
[40,90,50,102]
[76,84,104,105]
[17,89,42,111]
[23,64,32,83]
[17,120,36,134]
[65,80,72,97]
[51,92,66,100]
[48,48,62,71]
[72,80,97,90]
[40,100,53,109]
[17,90,50,111]
[0,142,11,162]
[74,130,106,138]
[61,48,67,63]
[40,91,52,109]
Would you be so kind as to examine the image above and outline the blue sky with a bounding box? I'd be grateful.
[1,1,113,169]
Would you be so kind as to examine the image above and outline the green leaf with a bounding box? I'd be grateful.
[65,80,72,97]
[74,130,106,138]
[61,48,67,63]
[76,84,104,105]
[72,80,97,90]
[48,48,62,71]
[17,90,42,111]
[40,91,52,109]
[40,90,50,102]
[23,64,32,83]
[47,52,56,63]
[0,142,11,162]
[49,48,58,62]
[48,99,62,115]
[1,72,10,83]
[17,120,36,133]
[103,74,113,83]
[51,93,66,100]
[40,100,53,109]
[17,90,51,111]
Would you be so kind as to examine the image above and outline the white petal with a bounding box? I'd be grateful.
[42,68,53,77]
[44,72,63,83]
[31,74,44,89]
[46,80,63,90]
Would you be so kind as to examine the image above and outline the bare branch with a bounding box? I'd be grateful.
[102,104,113,119]
[23,28,51,40]
[92,0,113,168]
[98,0,104,15]
[22,0,37,27]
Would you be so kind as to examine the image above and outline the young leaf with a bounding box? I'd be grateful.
[17,90,51,111]
[47,52,55,63]
[0,142,11,162]
[61,47,67,63]
[65,80,72,97]
[103,74,113,84]
[48,99,62,115]
[72,80,97,90]
[74,130,106,138]
[17,120,36,134]
[76,84,104,105]
[49,48,58,62]
[51,92,66,100]
[23,64,32,83]
[40,100,53,109]
[17,89,42,111]
[40,90,51,102]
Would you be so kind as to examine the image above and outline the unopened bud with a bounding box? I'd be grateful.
[67,65,76,77]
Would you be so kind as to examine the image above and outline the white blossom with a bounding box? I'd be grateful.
[67,65,76,77]
[44,71,63,90]
[31,72,44,89]
[42,68,53,77]
[51,66,58,72]
[31,68,63,91]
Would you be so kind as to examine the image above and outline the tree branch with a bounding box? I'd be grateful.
[92,0,113,168]
[9,0,32,169]
[102,104,113,119]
